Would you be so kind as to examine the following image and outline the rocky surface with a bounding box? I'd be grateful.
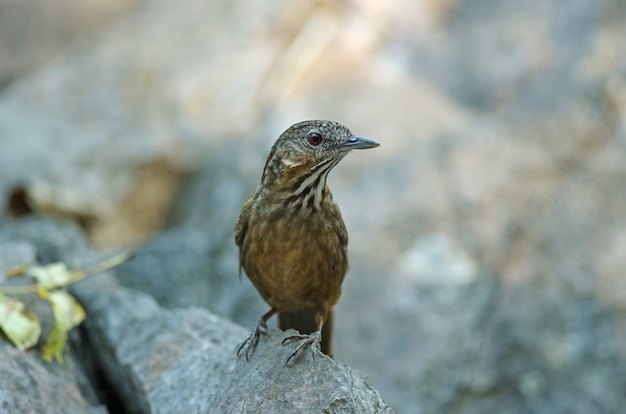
[0,221,103,413]
[113,226,266,326]
[0,344,106,414]
[1,0,626,413]
[0,217,392,413]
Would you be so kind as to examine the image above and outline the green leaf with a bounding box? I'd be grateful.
[28,263,74,289]
[41,291,86,364]
[0,293,41,350]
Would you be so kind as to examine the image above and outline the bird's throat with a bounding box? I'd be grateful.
[267,158,340,213]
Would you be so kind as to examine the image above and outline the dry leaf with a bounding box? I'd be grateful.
[28,263,74,289]
[0,293,41,350]
[41,291,86,364]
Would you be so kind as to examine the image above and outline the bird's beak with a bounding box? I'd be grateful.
[342,136,380,150]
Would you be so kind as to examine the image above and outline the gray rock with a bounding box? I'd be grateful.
[113,227,266,326]
[74,255,393,413]
[1,216,393,413]
[0,241,36,285]
[210,329,393,414]
[112,141,270,326]
[79,279,393,413]
[0,343,106,414]
[0,237,105,414]
[0,216,91,266]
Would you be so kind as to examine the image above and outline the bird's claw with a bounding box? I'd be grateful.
[282,331,321,365]
[237,321,271,361]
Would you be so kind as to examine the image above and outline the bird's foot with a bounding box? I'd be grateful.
[237,320,271,361]
[282,331,321,365]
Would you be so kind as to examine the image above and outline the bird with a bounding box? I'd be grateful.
[234,120,379,364]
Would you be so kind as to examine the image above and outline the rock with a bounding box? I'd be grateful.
[0,236,105,414]
[113,227,266,326]
[0,216,92,267]
[210,329,393,413]
[79,280,392,413]
[165,141,261,244]
[0,344,106,414]
[1,216,393,413]
[0,241,36,285]
[73,233,393,413]
[112,141,266,325]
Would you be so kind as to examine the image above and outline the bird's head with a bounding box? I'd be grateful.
[261,120,379,189]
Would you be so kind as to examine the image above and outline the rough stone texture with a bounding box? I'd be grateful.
[113,227,266,326]
[114,141,267,326]
[0,344,106,414]
[1,217,392,413]
[74,281,221,414]
[77,280,392,413]
[79,279,392,414]
[209,329,393,414]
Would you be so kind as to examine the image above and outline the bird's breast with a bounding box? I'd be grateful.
[241,195,348,310]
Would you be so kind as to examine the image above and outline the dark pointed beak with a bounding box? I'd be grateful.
[342,136,380,150]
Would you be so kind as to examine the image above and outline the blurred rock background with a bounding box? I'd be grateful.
[1,0,625,413]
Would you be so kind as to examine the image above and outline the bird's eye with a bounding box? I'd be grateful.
[307,132,323,146]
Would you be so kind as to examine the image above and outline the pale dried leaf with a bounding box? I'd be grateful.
[42,291,86,363]
[0,294,41,350]
[29,263,73,288]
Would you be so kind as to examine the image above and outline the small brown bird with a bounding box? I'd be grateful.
[235,120,379,363]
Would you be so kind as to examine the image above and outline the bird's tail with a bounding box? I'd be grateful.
[278,309,333,355]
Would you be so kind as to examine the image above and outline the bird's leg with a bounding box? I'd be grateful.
[237,308,277,361]
[282,311,325,365]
